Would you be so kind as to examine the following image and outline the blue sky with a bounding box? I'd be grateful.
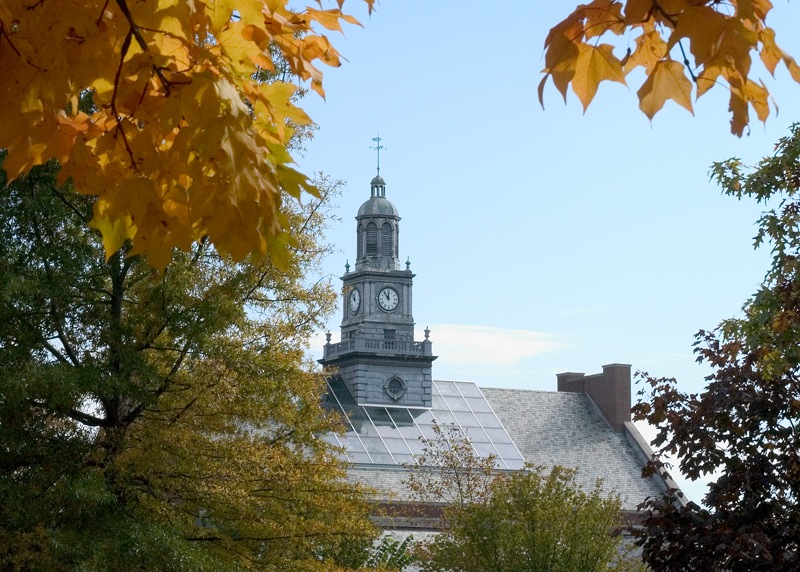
[297,2,800,500]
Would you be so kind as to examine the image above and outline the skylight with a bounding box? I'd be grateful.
[322,378,525,470]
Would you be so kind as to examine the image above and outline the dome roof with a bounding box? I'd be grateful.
[357,172,399,217]
[357,196,399,217]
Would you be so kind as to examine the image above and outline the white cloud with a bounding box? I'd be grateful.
[307,324,569,388]
[422,324,567,366]
[560,305,607,317]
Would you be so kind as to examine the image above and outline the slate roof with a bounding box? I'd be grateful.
[482,387,665,510]
[345,383,666,514]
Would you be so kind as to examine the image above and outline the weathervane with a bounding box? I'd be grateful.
[370,135,385,174]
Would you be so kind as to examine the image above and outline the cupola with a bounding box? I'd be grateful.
[355,173,401,271]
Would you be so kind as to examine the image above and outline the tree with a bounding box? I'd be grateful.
[405,422,496,508]
[407,424,643,572]
[0,0,372,269]
[416,466,643,572]
[0,156,376,571]
[632,124,800,570]
[541,1,800,136]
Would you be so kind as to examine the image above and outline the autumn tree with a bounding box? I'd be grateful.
[333,535,417,572]
[0,0,371,268]
[632,124,800,570]
[541,0,800,136]
[0,156,376,571]
[407,424,643,572]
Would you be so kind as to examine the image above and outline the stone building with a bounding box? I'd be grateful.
[319,172,674,532]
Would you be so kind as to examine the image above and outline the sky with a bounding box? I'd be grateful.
[295,1,800,501]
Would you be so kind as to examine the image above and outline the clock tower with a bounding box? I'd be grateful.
[320,172,436,407]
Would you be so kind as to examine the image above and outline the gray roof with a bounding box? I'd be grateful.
[357,196,400,217]
[482,387,665,510]
[346,385,666,513]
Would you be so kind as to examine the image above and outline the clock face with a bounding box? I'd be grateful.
[377,287,399,312]
[349,288,360,313]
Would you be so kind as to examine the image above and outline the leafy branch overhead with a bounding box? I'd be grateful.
[540,0,800,136]
[0,0,371,269]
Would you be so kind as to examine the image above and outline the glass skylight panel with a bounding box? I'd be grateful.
[444,394,469,411]
[456,383,484,398]
[465,396,493,413]
[484,427,513,442]
[473,412,503,428]
[323,378,525,470]
[404,437,426,456]
[435,380,462,396]
[472,442,501,458]
[349,452,373,463]
[464,426,491,444]
[452,410,479,428]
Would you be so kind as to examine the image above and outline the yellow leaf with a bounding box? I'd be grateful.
[540,38,580,105]
[746,79,770,122]
[737,0,772,23]
[572,43,626,111]
[219,22,272,73]
[696,63,725,97]
[306,8,360,32]
[581,0,625,39]
[727,76,749,137]
[624,0,655,25]
[637,59,694,119]
[624,29,668,74]
[784,56,800,83]
[673,6,757,78]
[90,195,136,259]
[758,27,783,75]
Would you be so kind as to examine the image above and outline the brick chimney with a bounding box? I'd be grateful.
[557,363,631,432]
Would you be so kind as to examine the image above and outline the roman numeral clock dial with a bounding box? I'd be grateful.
[349,288,360,313]
[377,287,399,312]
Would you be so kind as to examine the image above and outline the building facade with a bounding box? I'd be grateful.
[320,172,674,529]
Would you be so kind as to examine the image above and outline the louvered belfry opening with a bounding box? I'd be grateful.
[366,222,378,256]
[380,222,393,257]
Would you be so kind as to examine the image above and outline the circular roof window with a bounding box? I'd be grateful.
[384,377,406,401]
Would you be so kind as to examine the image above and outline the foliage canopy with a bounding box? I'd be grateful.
[542,0,800,136]
[0,158,375,570]
[416,465,643,572]
[632,124,800,570]
[0,0,371,269]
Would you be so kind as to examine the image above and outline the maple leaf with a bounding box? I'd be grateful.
[542,0,798,136]
[637,59,694,119]
[572,43,627,111]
